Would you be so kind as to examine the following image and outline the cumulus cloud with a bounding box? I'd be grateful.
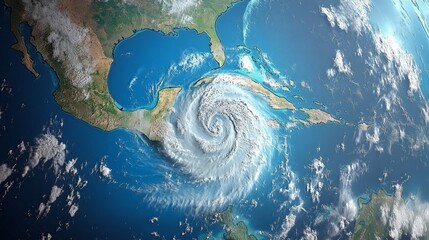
[0,164,13,184]
[328,162,367,238]
[17,141,26,153]
[279,213,297,238]
[239,55,255,73]
[69,203,78,217]
[306,157,325,203]
[38,185,62,218]
[380,184,429,239]
[326,68,336,78]
[302,227,318,240]
[23,0,94,88]
[334,50,352,76]
[158,0,200,23]
[178,52,209,72]
[23,133,66,177]
[358,33,425,153]
[326,50,352,78]
[48,185,62,204]
[65,158,78,175]
[323,0,428,156]
[372,34,420,96]
[322,0,421,97]
[7,123,86,219]
[99,163,112,178]
[320,0,371,34]
[365,124,381,149]
[275,157,305,240]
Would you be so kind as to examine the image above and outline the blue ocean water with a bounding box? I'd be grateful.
[370,0,429,96]
[108,28,217,110]
[233,0,429,238]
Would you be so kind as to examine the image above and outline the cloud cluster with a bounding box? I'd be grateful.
[23,0,94,88]
[0,164,13,184]
[178,52,209,72]
[372,34,420,96]
[239,54,255,73]
[320,0,371,34]
[380,184,429,239]
[158,0,200,24]
[334,50,352,76]
[322,0,428,156]
[306,157,325,203]
[322,0,420,97]
[274,156,304,239]
[68,204,79,217]
[23,133,66,177]
[301,227,318,240]
[280,213,297,238]
[99,163,112,178]
[38,185,62,218]
[328,162,367,238]
[1,117,88,222]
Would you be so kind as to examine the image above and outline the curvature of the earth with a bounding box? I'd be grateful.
[2,0,429,239]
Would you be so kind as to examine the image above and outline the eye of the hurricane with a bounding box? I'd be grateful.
[159,74,274,211]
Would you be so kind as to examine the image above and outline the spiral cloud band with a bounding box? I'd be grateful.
[157,74,274,212]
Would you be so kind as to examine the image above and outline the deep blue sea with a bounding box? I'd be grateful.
[108,28,218,110]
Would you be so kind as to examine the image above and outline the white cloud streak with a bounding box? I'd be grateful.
[328,162,367,238]
[381,184,429,239]
[320,0,371,34]
[178,52,209,72]
[38,185,62,218]
[306,157,325,203]
[157,0,200,24]
[0,164,13,184]
[334,50,352,76]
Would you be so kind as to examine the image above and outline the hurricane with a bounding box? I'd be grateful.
[144,73,275,213]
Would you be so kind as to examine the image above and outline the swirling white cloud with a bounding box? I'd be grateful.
[146,74,275,213]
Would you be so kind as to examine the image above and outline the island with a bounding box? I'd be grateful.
[194,74,296,110]
[218,206,257,240]
[350,187,429,240]
[351,190,393,239]
[301,108,340,125]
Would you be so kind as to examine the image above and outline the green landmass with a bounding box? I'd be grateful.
[351,190,395,240]
[91,0,233,65]
[4,0,236,137]
[219,206,257,240]
[301,108,340,125]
